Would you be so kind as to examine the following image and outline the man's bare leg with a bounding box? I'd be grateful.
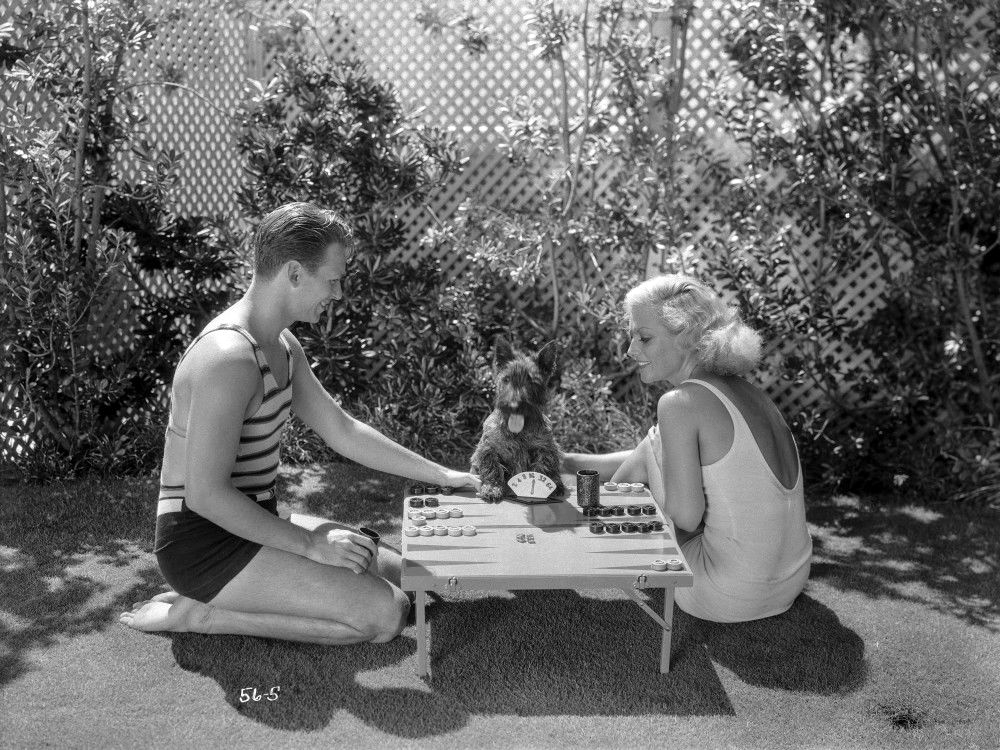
[120,594,375,644]
[286,513,402,587]
[122,525,409,644]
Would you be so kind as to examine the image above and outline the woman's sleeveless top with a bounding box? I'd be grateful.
[157,323,294,505]
[668,378,813,621]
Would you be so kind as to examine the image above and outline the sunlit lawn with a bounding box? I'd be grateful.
[2,462,998,749]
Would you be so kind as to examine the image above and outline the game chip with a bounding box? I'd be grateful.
[605,522,621,534]
[599,507,614,517]
[425,485,441,493]
[408,510,423,520]
[621,522,637,533]
[419,526,434,537]
[651,559,668,572]
[603,481,618,492]
[448,526,463,537]
[626,506,642,516]
[590,522,606,534]
[611,505,625,516]
[404,526,419,537]
[650,521,664,532]
[666,558,684,571]
[424,497,439,507]
[435,509,451,520]
[637,522,650,533]
[516,533,526,542]
[440,486,454,495]
[449,507,463,518]
[409,498,425,508]
[642,504,657,515]
[410,485,426,495]
[616,482,631,493]
[462,525,477,536]
[630,483,645,492]
[411,516,427,527]
[433,524,448,536]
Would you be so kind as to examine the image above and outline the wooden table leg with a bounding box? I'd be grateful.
[415,589,430,678]
[660,587,675,673]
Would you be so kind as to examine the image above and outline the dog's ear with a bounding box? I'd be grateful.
[536,340,561,384]
[494,337,516,369]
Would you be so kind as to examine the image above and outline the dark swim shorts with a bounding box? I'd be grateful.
[154,495,278,604]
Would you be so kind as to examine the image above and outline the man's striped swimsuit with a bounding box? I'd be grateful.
[154,323,293,603]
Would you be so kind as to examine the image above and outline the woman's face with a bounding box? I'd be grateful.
[626,303,693,387]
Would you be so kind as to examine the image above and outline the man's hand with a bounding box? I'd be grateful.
[441,470,481,492]
[305,528,377,574]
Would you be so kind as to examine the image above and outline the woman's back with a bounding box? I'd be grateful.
[673,376,812,621]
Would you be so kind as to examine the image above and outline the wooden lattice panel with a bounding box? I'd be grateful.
[2,0,963,465]
[121,1,249,217]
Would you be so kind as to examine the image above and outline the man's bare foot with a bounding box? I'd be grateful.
[131,590,179,610]
[119,594,209,633]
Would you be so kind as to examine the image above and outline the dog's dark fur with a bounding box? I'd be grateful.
[471,338,565,503]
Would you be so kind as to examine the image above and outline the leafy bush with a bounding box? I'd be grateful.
[0,2,242,480]
[235,9,483,460]
[693,0,1000,500]
[416,0,691,408]
[550,358,649,454]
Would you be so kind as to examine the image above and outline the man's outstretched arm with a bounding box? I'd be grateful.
[285,331,478,488]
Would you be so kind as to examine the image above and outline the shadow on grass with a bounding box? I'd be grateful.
[0,476,165,688]
[166,588,732,738]
[165,588,864,736]
[806,495,1000,632]
[688,593,867,694]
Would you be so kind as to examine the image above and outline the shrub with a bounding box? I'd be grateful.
[694,0,1000,500]
[0,2,243,480]
[235,9,486,462]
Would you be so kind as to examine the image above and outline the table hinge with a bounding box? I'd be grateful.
[447,576,459,589]
[633,574,648,590]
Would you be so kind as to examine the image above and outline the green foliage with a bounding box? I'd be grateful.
[417,0,689,413]
[0,1,242,480]
[696,0,1000,499]
[235,10,476,438]
[550,358,649,454]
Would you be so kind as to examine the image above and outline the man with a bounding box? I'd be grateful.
[121,202,479,644]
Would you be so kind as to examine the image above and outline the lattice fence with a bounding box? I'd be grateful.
[2,0,957,466]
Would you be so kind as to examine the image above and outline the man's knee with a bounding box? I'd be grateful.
[367,588,410,643]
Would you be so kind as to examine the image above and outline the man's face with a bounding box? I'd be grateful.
[297,243,348,324]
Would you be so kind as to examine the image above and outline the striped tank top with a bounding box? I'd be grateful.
[157,323,294,507]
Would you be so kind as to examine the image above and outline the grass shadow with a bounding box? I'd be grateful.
[687,593,867,694]
[806,495,1000,631]
[167,630,465,737]
[428,590,732,716]
[0,476,163,687]
[164,588,733,737]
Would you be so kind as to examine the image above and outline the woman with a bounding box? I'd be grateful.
[564,274,812,622]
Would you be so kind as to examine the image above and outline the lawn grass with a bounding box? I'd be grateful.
[1,462,999,749]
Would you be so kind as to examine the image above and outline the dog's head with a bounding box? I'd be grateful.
[492,338,561,433]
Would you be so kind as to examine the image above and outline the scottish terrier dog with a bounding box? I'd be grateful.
[471,338,566,503]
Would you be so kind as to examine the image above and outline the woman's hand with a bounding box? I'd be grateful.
[440,469,481,492]
[305,528,377,574]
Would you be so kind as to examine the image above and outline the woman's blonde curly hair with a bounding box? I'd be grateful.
[624,274,762,376]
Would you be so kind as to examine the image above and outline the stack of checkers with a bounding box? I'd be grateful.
[583,504,658,517]
[602,482,646,493]
[409,484,453,496]
[404,501,475,537]
[589,520,664,534]
[651,559,684,572]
